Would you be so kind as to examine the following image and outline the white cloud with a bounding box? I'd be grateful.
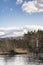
[0,32,5,35]
[16,0,23,5]
[22,0,43,13]
[22,1,38,13]
[13,32,24,36]
[0,25,43,38]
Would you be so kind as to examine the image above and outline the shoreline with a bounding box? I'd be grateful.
[0,49,29,55]
[0,52,28,55]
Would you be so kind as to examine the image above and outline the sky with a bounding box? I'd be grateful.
[0,0,43,27]
[0,0,43,37]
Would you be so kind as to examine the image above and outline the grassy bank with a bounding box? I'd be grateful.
[0,48,30,55]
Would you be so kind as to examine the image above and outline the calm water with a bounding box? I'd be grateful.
[0,53,43,65]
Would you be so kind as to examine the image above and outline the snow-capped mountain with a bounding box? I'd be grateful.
[0,25,43,38]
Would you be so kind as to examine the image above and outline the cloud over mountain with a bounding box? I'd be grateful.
[0,25,43,38]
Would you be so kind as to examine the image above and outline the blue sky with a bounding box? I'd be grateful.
[0,0,43,27]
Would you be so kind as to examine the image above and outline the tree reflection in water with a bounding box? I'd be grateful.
[0,54,43,65]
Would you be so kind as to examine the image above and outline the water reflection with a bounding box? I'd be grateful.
[4,55,29,65]
[0,54,43,65]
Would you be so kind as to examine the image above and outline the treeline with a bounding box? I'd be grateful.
[24,30,43,52]
[0,30,43,52]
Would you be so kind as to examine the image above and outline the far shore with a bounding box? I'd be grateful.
[0,48,30,55]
